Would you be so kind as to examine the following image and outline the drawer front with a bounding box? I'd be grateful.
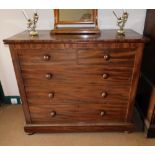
[21,65,133,85]
[17,44,136,124]
[18,47,136,67]
[29,104,127,123]
[25,84,130,105]
[77,48,135,67]
[18,49,77,65]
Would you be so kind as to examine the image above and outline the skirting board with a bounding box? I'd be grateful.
[3,96,21,104]
[0,83,21,104]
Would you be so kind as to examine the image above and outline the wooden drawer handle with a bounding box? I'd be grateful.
[103,54,110,60]
[48,92,54,99]
[100,111,106,116]
[43,55,50,61]
[101,92,107,98]
[45,73,52,80]
[50,111,56,117]
[102,73,109,79]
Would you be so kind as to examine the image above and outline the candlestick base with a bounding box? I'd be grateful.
[117,29,125,35]
[29,31,38,36]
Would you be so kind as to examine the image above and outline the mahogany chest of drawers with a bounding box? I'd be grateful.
[4,29,146,134]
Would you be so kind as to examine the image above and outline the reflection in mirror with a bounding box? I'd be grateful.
[59,9,93,22]
[52,9,100,34]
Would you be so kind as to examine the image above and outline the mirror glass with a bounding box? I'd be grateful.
[58,9,93,22]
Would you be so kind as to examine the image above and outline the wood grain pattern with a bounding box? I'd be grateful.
[126,43,144,121]
[3,29,147,44]
[77,48,135,66]
[18,49,77,65]
[51,27,101,34]
[24,122,134,133]
[25,84,130,106]
[20,65,133,84]
[29,103,127,123]
[3,29,146,133]
[8,45,32,124]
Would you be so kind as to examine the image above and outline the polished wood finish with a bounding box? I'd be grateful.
[54,9,98,25]
[24,122,134,133]
[4,29,147,44]
[51,27,100,34]
[136,10,155,138]
[52,9,99,34]
[4,29,146,134]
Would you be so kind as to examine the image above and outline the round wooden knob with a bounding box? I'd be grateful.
[43,55,50,61]
[101,92,107,98]
[102,73,109,79]
[100,111,106,116]
[45,73,52,80]
[103,54,110,60]
[50,111,56,117]
[48,92,54,99]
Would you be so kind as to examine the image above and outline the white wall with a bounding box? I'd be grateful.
[0,9,146,96]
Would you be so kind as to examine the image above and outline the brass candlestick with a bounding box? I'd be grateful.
[113,10,129,35]
[22,10,39,36]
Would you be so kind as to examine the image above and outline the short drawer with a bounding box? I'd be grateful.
[18,49,77,65]
[77,48,135,67]
[29,104,127,123]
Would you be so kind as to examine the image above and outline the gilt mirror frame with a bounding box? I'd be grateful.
[51,9,100,34]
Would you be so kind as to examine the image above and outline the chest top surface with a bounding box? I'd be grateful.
[4,29,147,44]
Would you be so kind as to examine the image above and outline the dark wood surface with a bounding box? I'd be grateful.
[24,122,134,133]
[4,29,146,133]
[4,29,147,44]
[51,27,101,34]
[52,10,99,34]
[136,9,155,138]
[53,9,98,25]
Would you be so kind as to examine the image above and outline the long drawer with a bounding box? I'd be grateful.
[29,104,127,123]
[20,65,133,85]
[25,84,130,105]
